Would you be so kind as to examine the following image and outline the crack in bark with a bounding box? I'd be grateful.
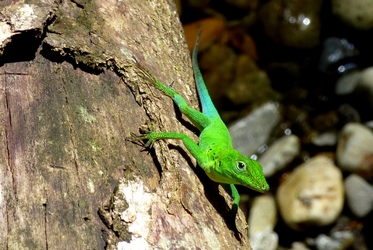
[70,0,84,9]
[60,77,80,177]
[3,76,16,196]
[180,201,194,217]
[43,189,49,250]
[2,71,15,250]
[0,72,29,76]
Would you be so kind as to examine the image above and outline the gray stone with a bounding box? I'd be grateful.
[259,134,300,177]
[345,174,373,217]
[314,231,354,250]
[249,230,278,250]
[335,70,360,95]
[229,102,280,156]
[319,38,359,72]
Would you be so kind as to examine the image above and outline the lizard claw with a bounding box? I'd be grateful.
[168,80,175,89]
[127,132,155,148]
[144,139,155,148]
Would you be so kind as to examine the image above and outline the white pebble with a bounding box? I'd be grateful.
[336,123,373,173]
[345,174,373,217]
[248,195,277,236]
[277,156,344,230]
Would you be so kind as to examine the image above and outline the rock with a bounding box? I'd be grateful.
[314,231,354,250]
[311,130,338,147]
[229,102,280,156]
[336,123,373,178]
[184,17,226,51]
[366,120,373,129]
[344,174,373,218]
[199,44,237,111]
[318,37,359,73]
[259,0,322,49]
[313,111,339,131]
[335,70,361,95]
[290,242,310,250]
[248,195,277,236]
[226,55,278,106]
[249,230,278,250]
[277,156,344,230]
[259,134,301,177]
[331,0,373,30]
[355,66,373,109]
[358,66,373,95]
[228,29,258,60]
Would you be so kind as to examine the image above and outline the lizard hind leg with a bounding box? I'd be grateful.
[137,66,211,131]
[152,78,211,131]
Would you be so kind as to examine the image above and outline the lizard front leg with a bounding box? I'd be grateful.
[131,131,211,170]
[222,183,240,221]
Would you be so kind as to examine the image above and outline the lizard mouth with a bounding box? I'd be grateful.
[247,181,269,192]
[235,173,269,192]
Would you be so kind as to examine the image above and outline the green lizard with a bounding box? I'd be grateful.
[132,31,269,221]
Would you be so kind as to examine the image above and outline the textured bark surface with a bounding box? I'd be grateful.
[0,1,252,249]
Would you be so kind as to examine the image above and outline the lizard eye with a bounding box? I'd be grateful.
[236,161,246,171]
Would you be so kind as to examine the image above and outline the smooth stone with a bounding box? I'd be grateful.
[358,67,373,95]
[356,66,373,109]
[318,37,359,72]
[311,130,338,147]
[312,111,339,131]
[248,195,277,236]
[259,0,322,49]
[259,134,300,177]
[314,231,354,250]
[332,0,373,30]
[290,242,310,250]
[277,156,344,230]
[365,120,373,129]
[249,230,278,250]
[226,55,277,106]
[229,102,280,156]
[336,123,373,176]
[345,174,373,217]
[335,70,361,95]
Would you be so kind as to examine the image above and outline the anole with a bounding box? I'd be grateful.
[131,31,269,221]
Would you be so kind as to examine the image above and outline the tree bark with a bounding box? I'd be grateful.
[0,0,252,249]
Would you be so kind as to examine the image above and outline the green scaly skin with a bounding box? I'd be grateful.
[132,31,269,222]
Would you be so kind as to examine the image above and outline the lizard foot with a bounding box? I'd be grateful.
[126,132,156,148]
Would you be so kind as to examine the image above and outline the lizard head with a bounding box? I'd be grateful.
[208,149,269,193]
